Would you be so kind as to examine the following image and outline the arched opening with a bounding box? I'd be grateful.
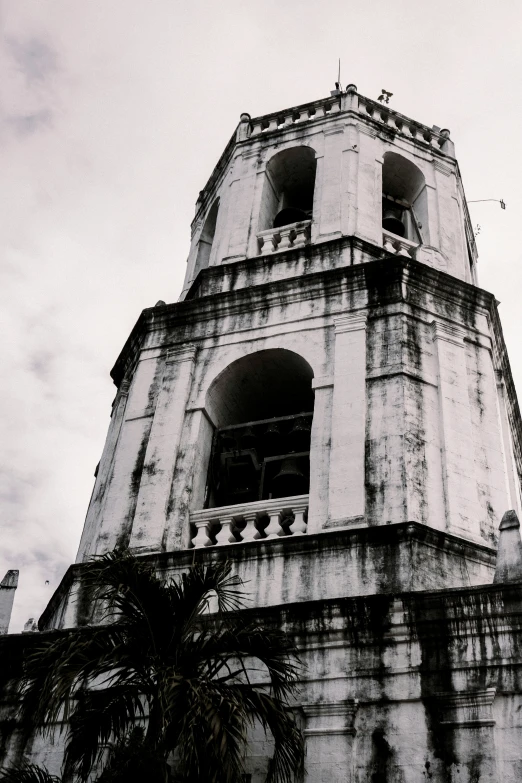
[194,198,219,277]
[382,152,428,244]
[259,147,317,231]
[205,349,315,509]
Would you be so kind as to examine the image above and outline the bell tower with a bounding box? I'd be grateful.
[67,83,521,582]
[12,86,522,783]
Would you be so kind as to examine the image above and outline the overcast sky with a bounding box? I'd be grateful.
[1,0,522,632]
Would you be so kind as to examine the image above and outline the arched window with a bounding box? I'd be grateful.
[259,147,317,231]
[382,152,428,244]
[205,349,314,509]
[194,198,219,277]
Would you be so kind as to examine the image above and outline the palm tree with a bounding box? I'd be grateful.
[15,552,304,783]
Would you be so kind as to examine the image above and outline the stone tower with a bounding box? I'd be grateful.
[16,87,522,780]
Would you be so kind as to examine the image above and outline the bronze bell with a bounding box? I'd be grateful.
[273,207,310,228]
[240,426,256,449]
[220,430,236,451]
[271,458,308,499]
[382,207,405,237]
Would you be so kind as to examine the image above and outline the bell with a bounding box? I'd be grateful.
[382,207,405,237]
[273,207,310,228]
[220,430,236,451]
[239,426,256,449]
[271,458,308,499]
[288,417,311,452]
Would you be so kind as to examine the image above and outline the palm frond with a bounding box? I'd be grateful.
[0,764,61,783]
[63,684,146,781]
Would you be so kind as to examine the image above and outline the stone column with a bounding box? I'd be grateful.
[317,127,344,239]
[302,701,358,783]
[496,371,522,515]
[340,122,359,237]
[432,321,481,540]
[435,690,498,782]
[76,379,130,561]
[354,130,381,246]
[327,313,367,527]
[307,376,334,534]
[129,345,196,553]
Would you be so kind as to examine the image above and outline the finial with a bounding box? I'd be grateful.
[240,113,251,122]
[493,510,522,583]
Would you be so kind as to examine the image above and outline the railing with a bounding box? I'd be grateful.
[249,100,341,137]
[358,96,453,154]
[382,229,419,259]
[257,220,312,255]
[190,495,309,548]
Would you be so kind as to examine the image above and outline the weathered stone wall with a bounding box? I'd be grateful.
[181,90,473,298]
[75,256,521,568]
[3,580,522,782]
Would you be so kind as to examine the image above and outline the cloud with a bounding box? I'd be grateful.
[6,108,52,136]
[0,32,58,141]
[7,36,58,84]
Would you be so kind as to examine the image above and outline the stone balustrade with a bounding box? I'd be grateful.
[257,220,312,255]
[382,229,419,259]
[250,99,341,136]
[190,495,309,548]
[358,96,453,154]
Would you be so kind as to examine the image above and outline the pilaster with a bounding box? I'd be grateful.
[129,345,197,553]
[327,313,367,527]
[432,321,481,540]
[302,701,358,783]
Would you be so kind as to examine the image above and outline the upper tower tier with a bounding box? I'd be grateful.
[181,85,477,299]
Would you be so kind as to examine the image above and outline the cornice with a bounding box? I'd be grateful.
[111,251,498,387]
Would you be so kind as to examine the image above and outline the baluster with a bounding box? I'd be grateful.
[293,225,307,249]
[278,228,294,251]
[396,240,411,258]
[314,105,325,119]
[260,234,276,254]
[289,505,307,536]
[265,509,285,539]
[192,520,213,548]
[383,233,396,254]
[215,517,236,545]
[240,512,262,542]
[267,117,278,132]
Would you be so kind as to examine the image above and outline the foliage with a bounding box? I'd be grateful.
[17,551,304,783]
[0,764,61,783]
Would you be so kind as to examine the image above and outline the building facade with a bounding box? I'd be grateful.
[3,86,522,782]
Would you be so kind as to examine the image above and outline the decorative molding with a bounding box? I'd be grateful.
[433,160,453,176]
[323,126,344,137]
[358,124,377,139]
[431,320,467,346]
[165,344,197,364]
[435,689,496,728]
[334,312,368,334]
[302,700,358,737]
